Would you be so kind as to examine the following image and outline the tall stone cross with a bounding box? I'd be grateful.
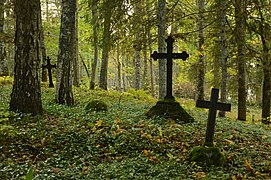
[42,56,56,88]
[151,36,189,100]
[196,88,231,146]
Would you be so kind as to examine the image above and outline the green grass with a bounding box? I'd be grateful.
[1,83,271,179]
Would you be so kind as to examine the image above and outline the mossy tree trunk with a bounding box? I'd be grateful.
[9,0,42,115]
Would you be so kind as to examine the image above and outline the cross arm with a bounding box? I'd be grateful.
[151,51,167,60]
[196,100,231,111]
[172,51,189,60]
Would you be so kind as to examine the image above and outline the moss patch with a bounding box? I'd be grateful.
[85,100,108,112]
[145,100,194,123]
[189,146,225,167]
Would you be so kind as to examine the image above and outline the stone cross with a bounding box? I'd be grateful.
[42,56,56,88]
[151,36,189,100]
[196,88,231,146]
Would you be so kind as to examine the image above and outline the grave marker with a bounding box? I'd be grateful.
[151,36,189,100]
[196,88,231,146]
[42,56,56,88]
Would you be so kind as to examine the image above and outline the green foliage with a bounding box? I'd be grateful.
[25,167,34,180]
[189,146,225,167]
[85,99,108,112]
[1,84,271,179]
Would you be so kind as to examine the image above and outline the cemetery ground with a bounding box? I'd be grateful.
[1,79,271,179]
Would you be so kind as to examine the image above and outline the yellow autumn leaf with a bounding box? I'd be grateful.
[96,119,103,127]
[244,160,254,173]
[143,149,149,156]
[167,153,174,160]
[114,118,122,124]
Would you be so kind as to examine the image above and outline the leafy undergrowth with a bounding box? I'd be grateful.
[0,84,270,179]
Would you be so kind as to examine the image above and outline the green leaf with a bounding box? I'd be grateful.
[25,167,34,180]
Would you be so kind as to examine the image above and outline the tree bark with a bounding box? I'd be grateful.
[234,0,247,121]
[121,48,126,92]
[0,0,8,76]
[73,0,80,87]
[56,0,76,106]
[196,0,205,100]
[90,0,99,89]
[157,0,167,99]
[134,0,142,90]
[10,0,42,115]
[40,1,48,82]
[218,0,228,117]
[256,0,271,122]
[99,0,112,90]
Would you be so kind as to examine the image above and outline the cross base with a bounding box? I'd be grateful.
[145,100,194,123]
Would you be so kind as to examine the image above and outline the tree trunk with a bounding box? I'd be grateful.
[147,0,154,96]
[73,0,79,87]
[90,0,99,89]
[116,44,122,91]
[234,0,247,121]
[99,0,112,90]
[56,0,76,106]
[218,0,228,117]
[256,0,271,122]
[0,0,8,76]
[122,48,126,91]
[10,0,42,115]
[134,0,142,90]
[196,0,205,100]
[157,0,167,99]
[40,1,48,82]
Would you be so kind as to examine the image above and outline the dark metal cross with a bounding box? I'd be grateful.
[196,88,231,146]
[42,56,56,88]
[151,36,189,100]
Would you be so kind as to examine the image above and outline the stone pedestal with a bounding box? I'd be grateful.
[145,100,194,123]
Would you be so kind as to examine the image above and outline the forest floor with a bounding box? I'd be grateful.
[1,79,271,179]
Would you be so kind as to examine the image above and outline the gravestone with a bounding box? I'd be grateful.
[196,88,231,146]
[42,56,56,88]
[146,36,194,123]
[189,88,231,166]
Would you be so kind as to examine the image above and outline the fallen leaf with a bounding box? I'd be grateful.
[143,149,149,156]
[96,119,103,127]
[244,160,254,173]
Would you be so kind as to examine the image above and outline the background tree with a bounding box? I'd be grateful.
[157,0,167,99]
[56,0,77,105]
[90,0,99,89]
[234,0,247,121]
[0,0,8,76]
[9,0,42,115]
[196,0,205,100]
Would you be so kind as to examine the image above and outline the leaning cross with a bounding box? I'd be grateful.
[151,36,189,100]
[42,56,56,88]
[196,88,231,146]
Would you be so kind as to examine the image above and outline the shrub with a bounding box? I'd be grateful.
[85,100,108,112]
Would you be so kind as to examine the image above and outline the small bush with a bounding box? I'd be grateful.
[85,100,108,112]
